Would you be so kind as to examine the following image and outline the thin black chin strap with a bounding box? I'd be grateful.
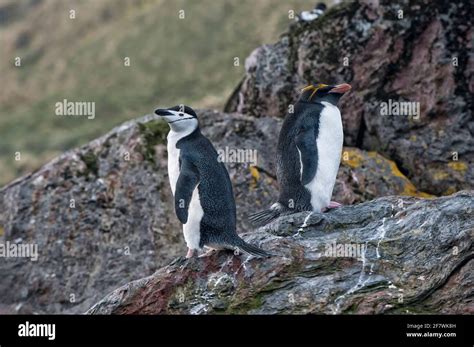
[168,117,194,124]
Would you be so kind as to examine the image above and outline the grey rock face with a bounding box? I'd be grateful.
[226,0,474,196]
[87,191,473,315]
[0,110,281,314]
[0,114,179,313]
[0,110,448,314]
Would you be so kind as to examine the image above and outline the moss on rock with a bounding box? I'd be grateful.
[80,150,99,177]
[137,119,168,164]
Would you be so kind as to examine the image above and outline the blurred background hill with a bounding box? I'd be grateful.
[0,0,322,185]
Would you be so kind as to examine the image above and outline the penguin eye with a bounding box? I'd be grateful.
[178,113,184,117]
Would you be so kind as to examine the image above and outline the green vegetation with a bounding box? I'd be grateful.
[0,0,317,185]
[80,149,99,177]
[137,119,169,164]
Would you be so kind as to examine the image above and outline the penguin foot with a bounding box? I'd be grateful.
[180,252,200,271]
[328,201,342,209]
[198,248,217,258]
[321,201,343,213]
[169,256,187,267]
[186,248,196,258]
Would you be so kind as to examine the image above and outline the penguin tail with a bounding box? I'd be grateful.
[248,203,282,227]
[235,238,272,258]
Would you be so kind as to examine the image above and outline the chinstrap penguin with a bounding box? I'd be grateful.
[297,2,326,22]
[249,83,351,226]
[154,105,270,258]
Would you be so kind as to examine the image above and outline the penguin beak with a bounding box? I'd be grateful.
[154,108,173,116]
[329,83,352,94]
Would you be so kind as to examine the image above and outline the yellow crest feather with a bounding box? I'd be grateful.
[301,83,329,100]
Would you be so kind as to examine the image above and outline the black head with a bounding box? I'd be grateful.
[315,3,326,11]
[299,83,351,106]
[154,105,197,118]
[154,105,198,132]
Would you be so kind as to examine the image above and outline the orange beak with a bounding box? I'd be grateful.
[329,83,352,94]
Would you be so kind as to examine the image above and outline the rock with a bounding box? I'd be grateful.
[335,147,433,205]
[87,191,473,315]
[0,110,437,313]
[0,114,180,314]
[226,0,474,196]
[0,110,281,314]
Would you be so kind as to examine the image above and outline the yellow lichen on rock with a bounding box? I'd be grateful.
[338,147,434,199]
[341,148,365,168]
[433,171,449,181]
[249,166,260,189]
[386,160,434,198]
[249,166,260,181]
[448,161,467,173]
[387,160,408,180]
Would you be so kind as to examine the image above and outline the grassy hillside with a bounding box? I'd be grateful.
[0,0,321,185]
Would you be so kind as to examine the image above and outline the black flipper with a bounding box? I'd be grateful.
[175,156,200,224]
[295,125,318,185]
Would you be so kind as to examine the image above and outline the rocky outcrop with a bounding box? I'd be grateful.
[335,147,433,205]
[87,191,473,315]
[226,0,474,196]
[1,0,471,315]
[0,110,435,314]
[0,114,180,314]
[0,110,275,314]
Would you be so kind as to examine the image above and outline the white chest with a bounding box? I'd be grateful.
[167,134,180,195]
[305,102,343,211]
[166,129,203,250]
